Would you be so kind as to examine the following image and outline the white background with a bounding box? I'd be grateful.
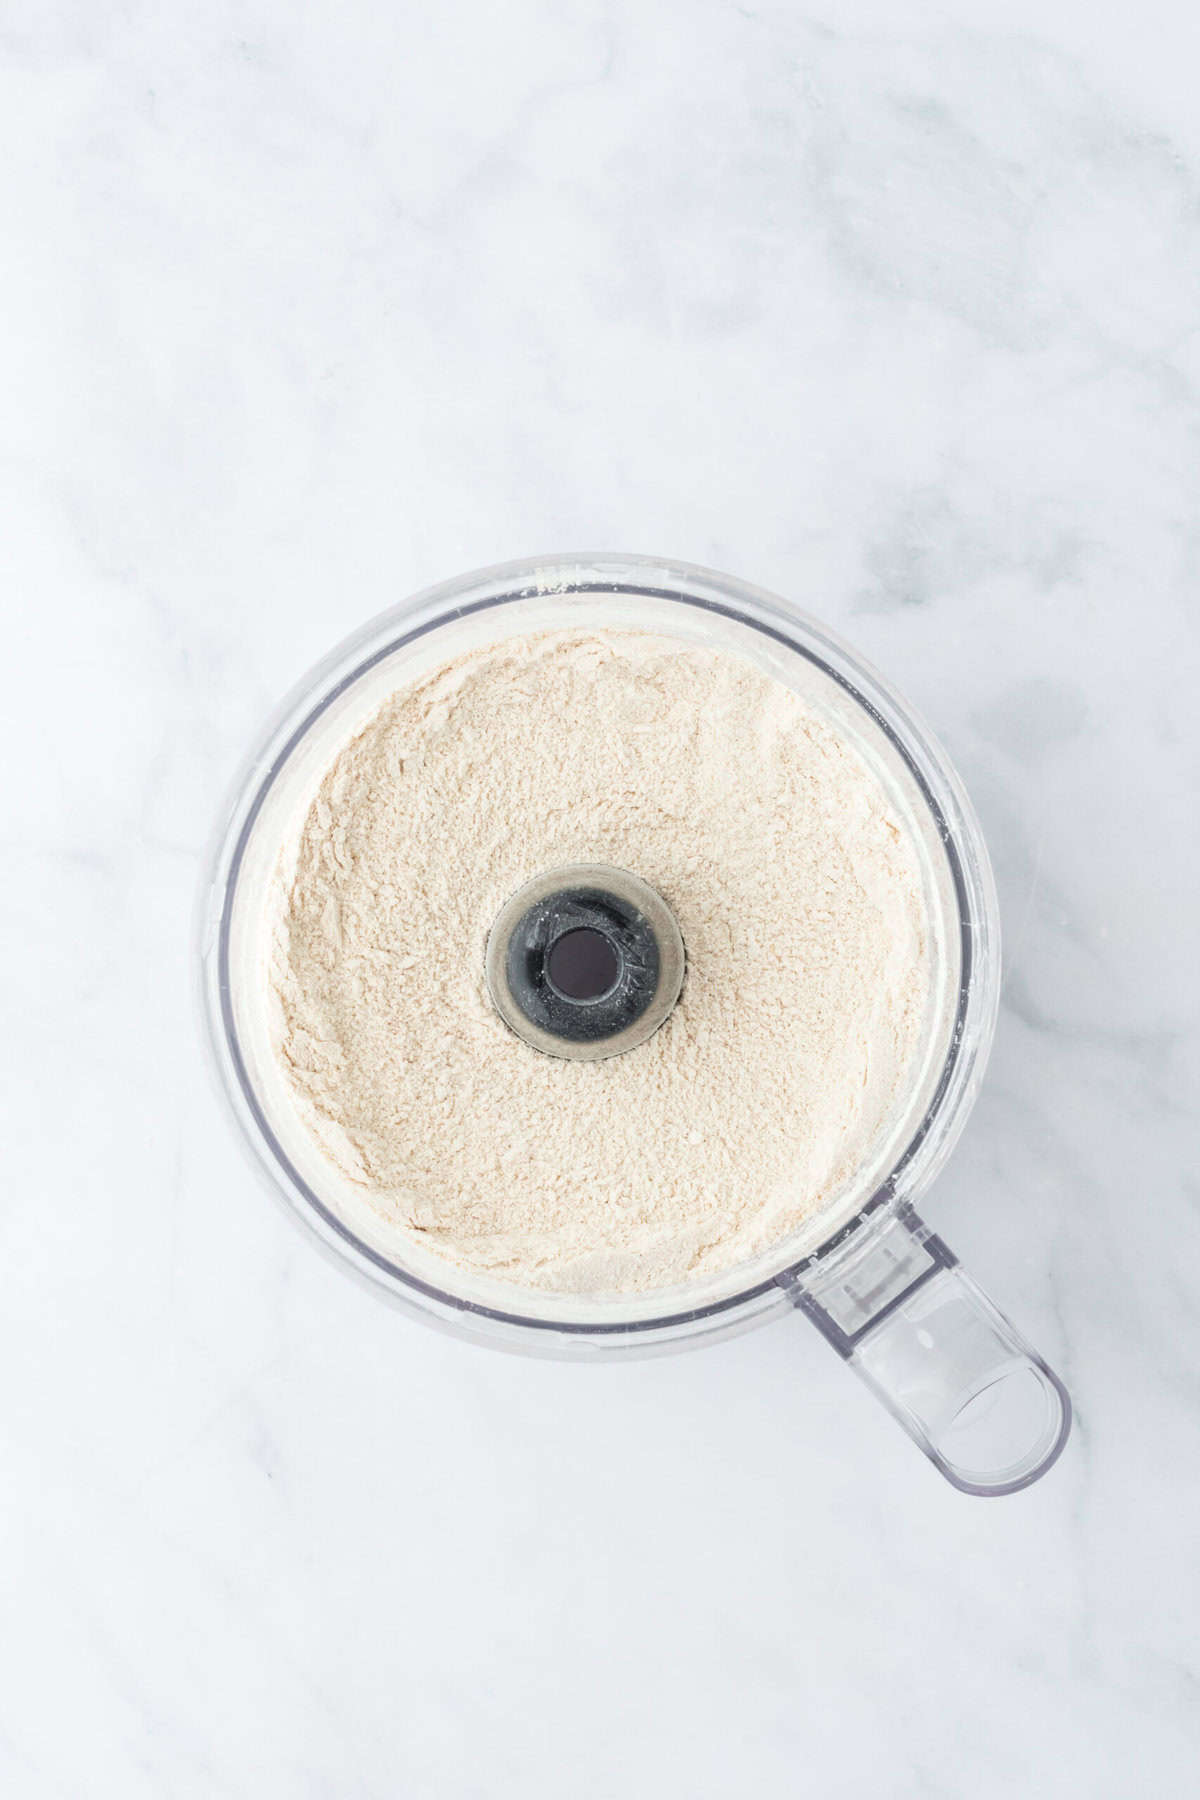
[2,3,1198,1795]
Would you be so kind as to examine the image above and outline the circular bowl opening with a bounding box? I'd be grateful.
[198,553,1000,1354]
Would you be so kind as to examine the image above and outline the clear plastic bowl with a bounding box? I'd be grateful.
[197,553,1070,1495]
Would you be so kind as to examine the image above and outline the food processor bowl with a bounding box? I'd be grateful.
[197,553,1071,1496]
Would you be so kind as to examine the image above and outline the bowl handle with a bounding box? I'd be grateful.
[780,1203,1071,1495]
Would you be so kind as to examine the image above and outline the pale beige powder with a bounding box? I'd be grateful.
[270,628,931,1295]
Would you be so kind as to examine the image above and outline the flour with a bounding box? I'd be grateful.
[269,628,931,1295]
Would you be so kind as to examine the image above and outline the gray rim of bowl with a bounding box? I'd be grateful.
[199,553,997,1341]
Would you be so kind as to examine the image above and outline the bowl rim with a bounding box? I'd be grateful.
[196,552,1001,1354]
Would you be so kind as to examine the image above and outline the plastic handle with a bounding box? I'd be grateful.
[783,1204,1071,1496]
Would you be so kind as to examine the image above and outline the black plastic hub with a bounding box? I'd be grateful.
[503,886,661,1046]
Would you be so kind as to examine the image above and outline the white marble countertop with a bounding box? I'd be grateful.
[3,3,1198,1794]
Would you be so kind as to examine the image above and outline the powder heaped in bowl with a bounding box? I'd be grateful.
[269,627,931,1295]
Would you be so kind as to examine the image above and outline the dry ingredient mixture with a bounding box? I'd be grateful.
[269,629,931,1295]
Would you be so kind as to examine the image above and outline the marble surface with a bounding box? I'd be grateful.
[2,2,1198,1794]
